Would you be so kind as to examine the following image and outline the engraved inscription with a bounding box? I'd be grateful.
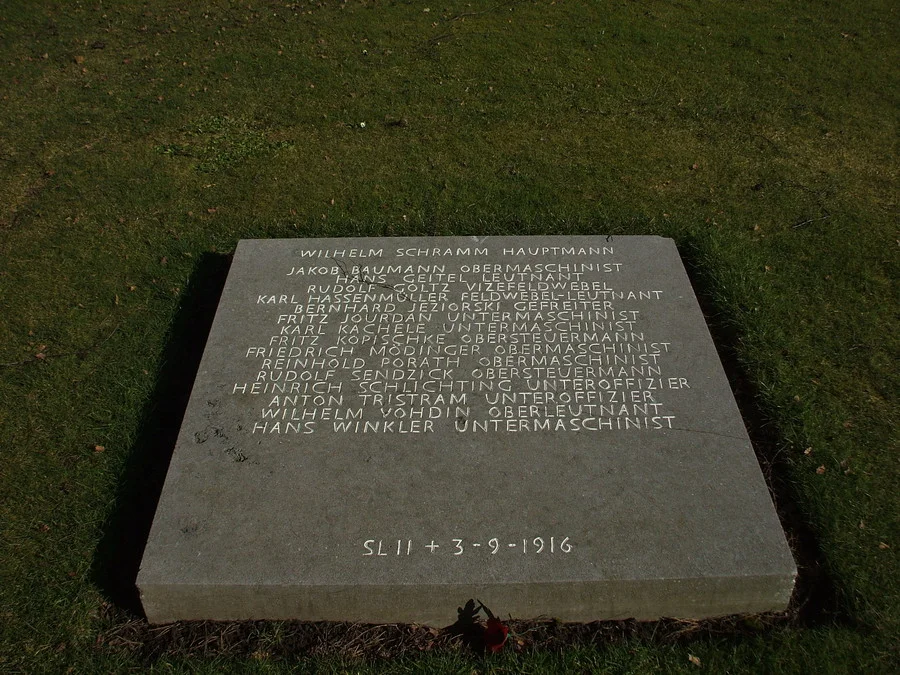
[361,536,574,556]
[231,247,689,437]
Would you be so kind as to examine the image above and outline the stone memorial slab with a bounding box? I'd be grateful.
[138,235,796,625]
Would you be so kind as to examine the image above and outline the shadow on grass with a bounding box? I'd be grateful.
[92,252,232,616]
[676,234,847,627]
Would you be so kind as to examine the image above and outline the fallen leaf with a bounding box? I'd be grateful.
[816,465,826,474]
[690,163,699,170]
[879,542,890,550]
[74,55,85,64]
[688,654,702,666]
[804,447,813,455]
[859,520,866,529]
[39,523,50,532]
[34,352,46,360]
[207,207,217,213]
[94,445,105,453]
[160,256,168,265]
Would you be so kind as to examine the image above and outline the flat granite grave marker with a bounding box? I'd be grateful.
[138,235,796,625]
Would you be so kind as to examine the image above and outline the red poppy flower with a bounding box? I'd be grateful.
[484,616,509,653]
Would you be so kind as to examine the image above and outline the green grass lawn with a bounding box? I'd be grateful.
[1,1,897,671]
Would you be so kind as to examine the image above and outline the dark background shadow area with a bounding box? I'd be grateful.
[92,252,232,616]
[676,234,846,627]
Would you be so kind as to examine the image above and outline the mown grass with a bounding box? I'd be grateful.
[0,0,897,671]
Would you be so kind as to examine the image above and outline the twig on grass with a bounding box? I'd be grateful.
[421,0,527,49]
[449,0,524,22]
[792,211,831,229]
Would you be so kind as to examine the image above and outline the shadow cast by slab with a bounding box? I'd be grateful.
[676,234,845,627]
[91,252,232,616]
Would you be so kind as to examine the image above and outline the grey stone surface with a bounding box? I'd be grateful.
[137,235,796,625]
